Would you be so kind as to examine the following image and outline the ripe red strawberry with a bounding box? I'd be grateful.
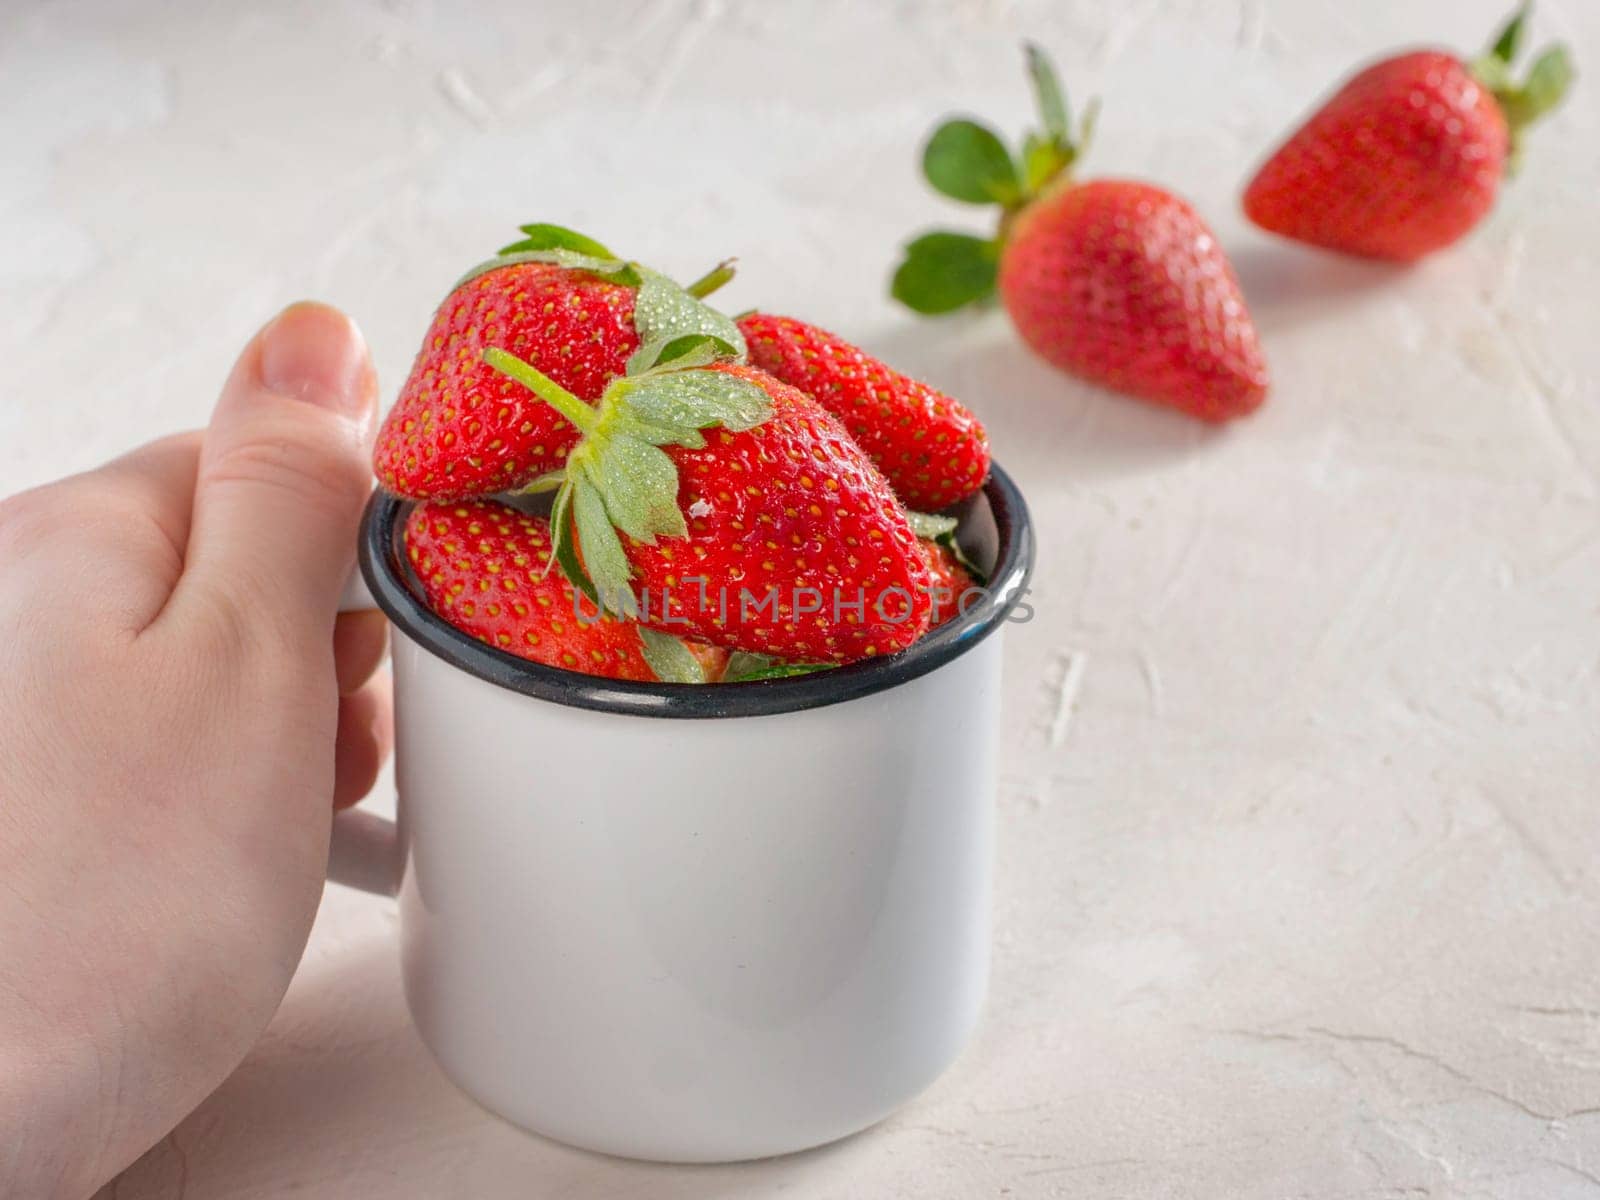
[1000,181,1267,420]
[483,341,935,664]
[737,312,990,510]
[375,224,745,500]
[1244,7,1573,262]
[920,538,977,628]
[405,499,728,682]
[376,261,635,499]
[893,45,1267,421]
[712,532,976,681]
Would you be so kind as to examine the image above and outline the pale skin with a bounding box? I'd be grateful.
[0,303,394,1199]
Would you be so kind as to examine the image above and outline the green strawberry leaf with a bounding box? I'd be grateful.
[571,473,634,608]
[722,652,835,683]
[549,482,599,606]
[1487,1,1531,65]
[923,119,1022,206]
[626,332,740,376]
[637,628,709,684]
[1485,40,1575,155]
[631,268,747,363]
[935,525,986,586]
[1021,46,1093,198]
[615,369,773,441]
[612,415,709,450]
[1513,44,1575,123]
[579,435,687,543]
[517,467,567,495]
[907,510,959,539]
[1077,96,1101,158]
[907,509,985,584]
[1474,3,1574,147]
[890,231,999,315]
[1024,42,1070,142]
[498,223,618,259]
[483,345,774,622]
[655,333,739,368]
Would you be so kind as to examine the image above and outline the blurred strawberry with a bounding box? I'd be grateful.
[892,45,1267,421]
[1243,4,1574,262]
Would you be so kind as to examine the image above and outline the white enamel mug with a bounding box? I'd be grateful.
[329,466,1034,1163]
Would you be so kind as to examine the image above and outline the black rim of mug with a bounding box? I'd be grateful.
[359,462,1034,719]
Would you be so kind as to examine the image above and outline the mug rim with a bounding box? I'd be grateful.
[359,463,1034,720]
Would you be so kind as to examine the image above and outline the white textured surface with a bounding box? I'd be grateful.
[4,0,1597,1195]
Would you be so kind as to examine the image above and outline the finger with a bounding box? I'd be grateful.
[90,433,204,626]
[92,431,204,556]
[333,671,394,809]
[333,610,388,695]
[172,302,377,652]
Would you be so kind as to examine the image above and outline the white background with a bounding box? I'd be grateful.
[4,0,1598,1195]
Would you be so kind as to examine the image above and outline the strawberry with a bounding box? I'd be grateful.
[1000,181,1267,421]
[713,537,973,682]
[903,511,980,629]
[405,499,728,683]
[892,45,1267,422]
[921,538,977,628]
[1243,6,1573,262]
[715,530,977,683]
[482,338,935,664]
[374,224,744,500]
[737,312,990,510]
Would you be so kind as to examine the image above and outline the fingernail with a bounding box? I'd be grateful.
[259,301,373,418]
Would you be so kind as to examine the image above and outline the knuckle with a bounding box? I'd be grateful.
[0,485,83,557]
[4,470,163,544]
[202,425,370,514]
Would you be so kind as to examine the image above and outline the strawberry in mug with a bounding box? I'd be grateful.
[372,225,1007,682]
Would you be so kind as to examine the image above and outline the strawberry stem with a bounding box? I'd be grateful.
[684,259,737,300]
[891,41,1092,317]
[1468,2,1575,169]
[482,347,599,435]
[1486,0,1532,66]
[517,468,568,495]
[1025,41,1071,142]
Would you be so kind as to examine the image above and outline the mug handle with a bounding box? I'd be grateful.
[327,568,402,897]
[329,807,401,896]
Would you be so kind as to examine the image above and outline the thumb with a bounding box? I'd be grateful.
[178,302,377,645]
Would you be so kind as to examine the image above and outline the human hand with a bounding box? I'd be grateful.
[0,303,393,1198]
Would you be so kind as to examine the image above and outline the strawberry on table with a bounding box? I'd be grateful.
[1243,4,1574,263]
[482,338,935,664]
[999,180,1267,422]
[891,45,1268,423]
[737,312,990,510]
[405,499,727,683]
[375,223,743,500]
